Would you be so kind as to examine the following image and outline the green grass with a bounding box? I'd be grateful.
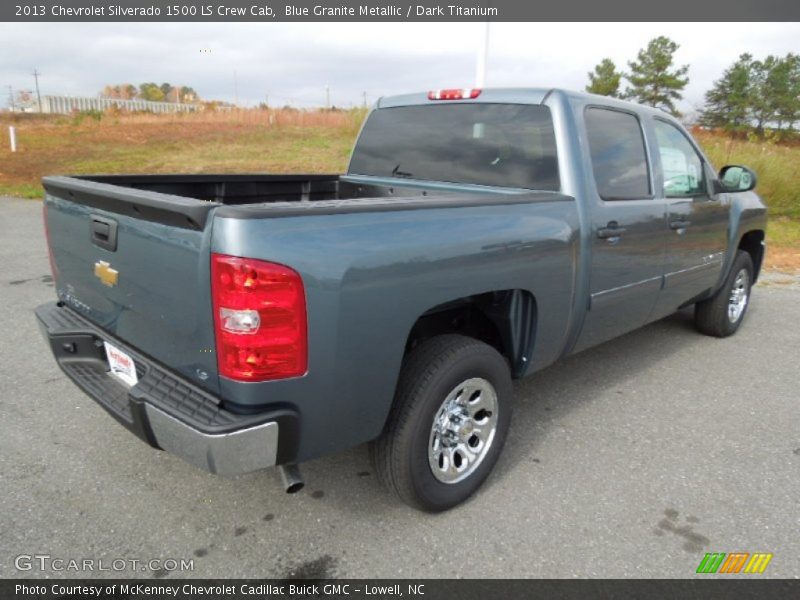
[696,131,800,220]
[0,183,43,199]
[767,218,800,248]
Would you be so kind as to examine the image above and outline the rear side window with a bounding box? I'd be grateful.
[348,103,559,191]
[585,108,651,200]
[653,120,706,197]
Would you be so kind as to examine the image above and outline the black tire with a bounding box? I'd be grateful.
[370,334,512,512]
[695,250,754,337]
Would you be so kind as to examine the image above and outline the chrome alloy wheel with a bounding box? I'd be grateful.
[728,268,750,323]
[428,377,499,484]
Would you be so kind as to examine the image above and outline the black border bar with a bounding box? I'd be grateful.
[4,579,800,600]
[3,1,800,22]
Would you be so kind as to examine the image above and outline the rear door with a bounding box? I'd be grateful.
[573,106,668,352]
[649,119,730,318]
[43,178,220,393]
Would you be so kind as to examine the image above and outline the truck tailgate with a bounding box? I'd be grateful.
[42,176,221,393]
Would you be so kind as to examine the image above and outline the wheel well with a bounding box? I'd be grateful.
[405,290,537,378]
[739,230,765,281]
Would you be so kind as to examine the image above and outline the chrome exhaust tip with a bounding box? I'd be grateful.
[278,464,304,494]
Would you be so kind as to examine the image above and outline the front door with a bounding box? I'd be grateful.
[573,107,668,353]
[649,119,731,319]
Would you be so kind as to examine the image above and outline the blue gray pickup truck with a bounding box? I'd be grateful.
[36,88,766,510]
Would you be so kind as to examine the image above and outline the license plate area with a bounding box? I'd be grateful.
[104,341,139,387]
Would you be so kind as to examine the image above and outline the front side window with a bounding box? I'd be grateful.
[653,120,706,197]
[349,103,559,191]
[585,108,651,200]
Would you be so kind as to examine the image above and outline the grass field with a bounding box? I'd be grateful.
[1,109,798,269]
[0,109,364,198]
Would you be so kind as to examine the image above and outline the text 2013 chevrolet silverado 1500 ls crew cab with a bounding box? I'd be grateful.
[36,88,766,510]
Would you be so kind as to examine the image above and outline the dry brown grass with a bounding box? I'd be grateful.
[81,107,363,128]
[764,246,800,272]
[0,108,366,197]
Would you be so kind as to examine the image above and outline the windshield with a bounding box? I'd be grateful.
[349,103,559,191]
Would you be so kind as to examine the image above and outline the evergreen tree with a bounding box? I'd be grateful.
[700,54,755,135]
[750,56,779,135]
[786,54,800,133]
[701,52,800,138]
[766,53,800,133]
[586,59,622,97]
[625,36,689,116]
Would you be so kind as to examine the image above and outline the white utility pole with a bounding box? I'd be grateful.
[32,69,42,112]
[9,126,17,152]
[475,22,490,88]
[325,85,330,109]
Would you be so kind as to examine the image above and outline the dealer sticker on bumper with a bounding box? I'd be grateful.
[103,341,138,387]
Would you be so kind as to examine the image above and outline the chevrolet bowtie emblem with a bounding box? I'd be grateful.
[94,260,118,287]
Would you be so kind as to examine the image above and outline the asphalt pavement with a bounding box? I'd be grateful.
[1,196,798,579]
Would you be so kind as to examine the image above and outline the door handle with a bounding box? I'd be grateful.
[597,223,627,239]
[669,220,691,230]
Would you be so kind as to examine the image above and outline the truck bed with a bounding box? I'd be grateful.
[42,173,564,229]
[78,173,343,205]
[42,174,346,230]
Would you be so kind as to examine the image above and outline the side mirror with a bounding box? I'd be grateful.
[717,165,757,193]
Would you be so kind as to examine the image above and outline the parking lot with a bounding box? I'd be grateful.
[1,196,798,578]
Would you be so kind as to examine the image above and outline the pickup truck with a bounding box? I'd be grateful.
[36,88,766,511]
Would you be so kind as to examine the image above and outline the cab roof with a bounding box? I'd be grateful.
[376,87,674,120]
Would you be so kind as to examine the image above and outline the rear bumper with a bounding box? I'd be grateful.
[35,302,299,475]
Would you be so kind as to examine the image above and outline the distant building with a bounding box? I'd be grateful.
[37,95,201,114]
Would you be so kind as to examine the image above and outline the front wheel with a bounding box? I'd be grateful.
[695,250,754,337]
[371,335,512,512]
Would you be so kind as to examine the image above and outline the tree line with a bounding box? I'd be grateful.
[101,82,199,104]
[585,36,799,139]
[700,53,799,138]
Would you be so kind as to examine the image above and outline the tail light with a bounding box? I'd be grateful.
[211,254,307,381]
[428,88,481,100]
[42,200,58,279]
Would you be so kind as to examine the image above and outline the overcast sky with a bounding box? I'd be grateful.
[1,22,798,112]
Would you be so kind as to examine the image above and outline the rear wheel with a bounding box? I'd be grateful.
[695,250,754,337]
[371,335,512,512]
